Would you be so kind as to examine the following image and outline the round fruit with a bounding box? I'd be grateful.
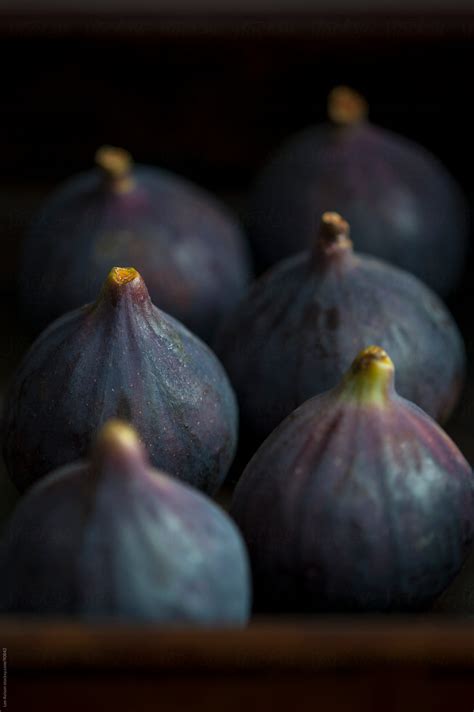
[248,86,468,294]
[4,267,238,494]
[20,146,252,340]
[231,346,474,612]
[0,420,251,624]
[216,212,465,444]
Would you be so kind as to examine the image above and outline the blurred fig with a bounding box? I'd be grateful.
[20,146,252,340]
[4,267,238,494]
[216,212,465,444]
[248,86,468,294]
[0,420,250,624]
[231,347,474,612]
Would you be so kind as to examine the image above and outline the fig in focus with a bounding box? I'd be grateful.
[20,146,252,340]
[248,86,468,294]
[231,347,474,612]
[0,420,251,624]
[216,212,465,444]
[3,267,238,494]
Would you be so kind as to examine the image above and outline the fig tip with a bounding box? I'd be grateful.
[340,346,395,406]
[108,266,140,286]
[320,212,350,237]
[327,86,368,126]
[314,212,352,258]
[95,419,142,455]
[95,145,132,176]
[351,346,394,374]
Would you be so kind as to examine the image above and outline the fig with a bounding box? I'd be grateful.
[0,420,251,624]
[216,212,465,444]
[231,346,474,612]
[3,267,238,494]
[20,146,252,340]
[248,86,468,294]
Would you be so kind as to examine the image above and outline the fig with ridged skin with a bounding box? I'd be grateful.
[216,212,465,444]
[3,267,238,494]
[0,420,251,624]
[20,146,252,340]
[248,86,468,294]
[231,347,474,613]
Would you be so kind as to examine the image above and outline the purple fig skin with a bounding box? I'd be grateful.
[216,213,465,444]
[0,421,251,624]
[20,147,252,341]
[3,268,238,494]
[248,88,468,295]
[231,347,474,613]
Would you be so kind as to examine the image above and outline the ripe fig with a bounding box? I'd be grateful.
[231,347,474,612]
[216,212,465,444]
[20,146,252,340]
[248,87,468,294]
[3,267,238,494]
[0,420,251,624]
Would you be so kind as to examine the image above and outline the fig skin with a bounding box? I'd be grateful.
[20,146,252,341]
[0,420,251,624]
[248,87,468,294]
[231,347,474,613]
[3,267,238,494]
[216,212,465,444]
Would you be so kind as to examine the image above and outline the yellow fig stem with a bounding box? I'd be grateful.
[328,86,368,127]
[96,420,141,453]
[95,145,135,193]
[107,266,139,286]
[312,212,353,266]
[340,346,394,406]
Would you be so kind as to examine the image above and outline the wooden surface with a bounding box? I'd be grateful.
[1,618,474,711]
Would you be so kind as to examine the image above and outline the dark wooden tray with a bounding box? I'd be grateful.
[1,617,474,711]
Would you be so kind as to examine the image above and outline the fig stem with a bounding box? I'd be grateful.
[95,145,135,193]
[328,86,368,127]
[108,267,139,286]
[97,266,152,310]
[96,420,141,453]
[340,346,394,406]
[311,212,353,268]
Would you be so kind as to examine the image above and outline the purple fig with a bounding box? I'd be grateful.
[231,347,474,612]
[20,146,252,340]
[0,420,250,624]
[3,267,238,494]
[248,87,468,294]
[216,212,465,444]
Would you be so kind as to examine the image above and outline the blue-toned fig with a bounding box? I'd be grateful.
[248,87,468,294]
[231,347,474,612]
[216,212,465,444]
[0,420,251,624]
[20,146,252,340]
[3,267,238,494]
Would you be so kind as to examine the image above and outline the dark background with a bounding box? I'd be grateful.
[2,11,474,457]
